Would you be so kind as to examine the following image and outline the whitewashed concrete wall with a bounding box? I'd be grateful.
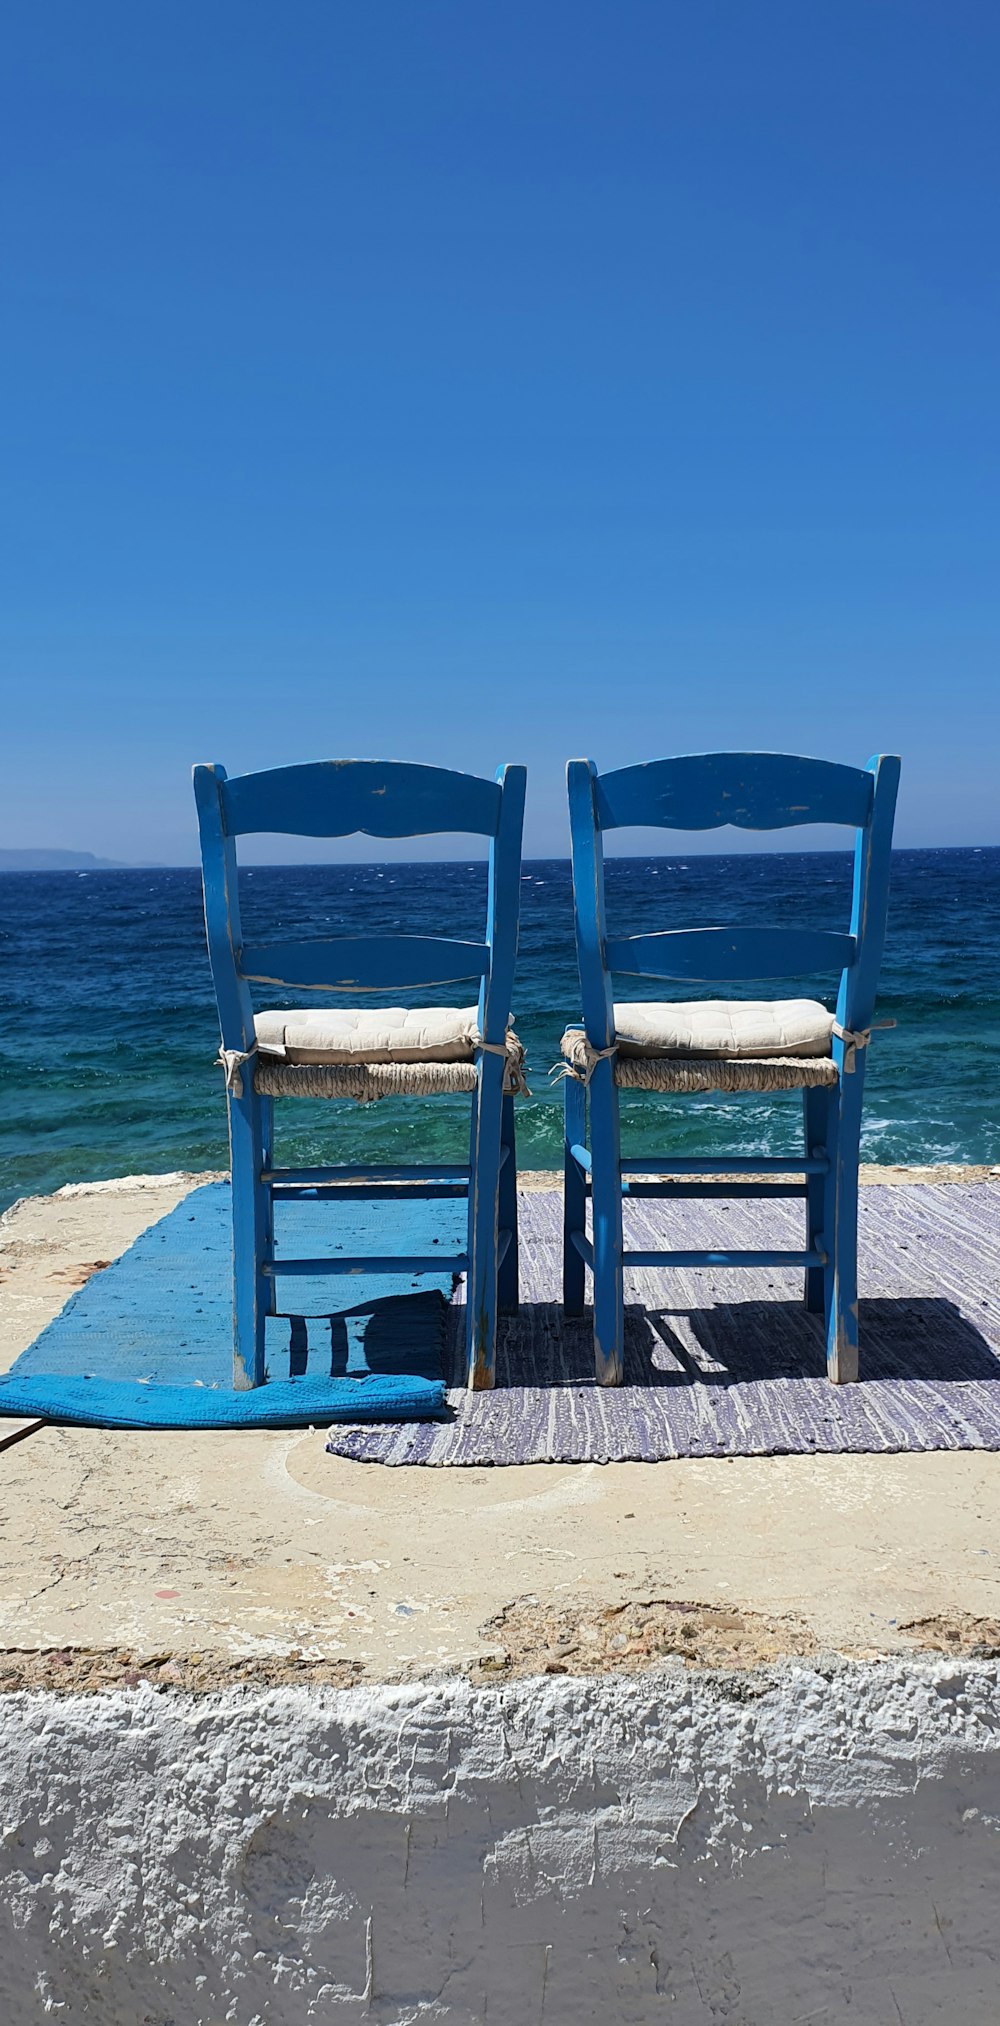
[2,1662,999,2024]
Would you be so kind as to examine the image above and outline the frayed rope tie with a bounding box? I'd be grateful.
[832,1019,896,1073]
[476,1035,529,1097]
[216,1046,256,1098]
[549,1037,618,1089]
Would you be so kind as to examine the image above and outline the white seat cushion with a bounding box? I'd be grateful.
[612,998,835,1060]
[254,1005,484,1065]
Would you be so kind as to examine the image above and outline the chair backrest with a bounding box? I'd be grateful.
[194,759,527,1051]
[567,750,900,1057]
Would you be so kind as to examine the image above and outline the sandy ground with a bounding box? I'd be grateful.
[2,1169,1000,1690]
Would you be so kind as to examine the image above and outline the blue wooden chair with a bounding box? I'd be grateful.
[194,758,527,1393]
[561,751,900,1386]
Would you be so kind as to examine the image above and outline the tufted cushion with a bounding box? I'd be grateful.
[254,1005,485,1065]
[612,998,835,1060]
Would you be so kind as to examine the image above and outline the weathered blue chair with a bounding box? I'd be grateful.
[561,752,900,1386]
[194,759,527,1392]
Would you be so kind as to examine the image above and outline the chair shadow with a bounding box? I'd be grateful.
[473,1297,1000,1391]
[270,1290,1000,1393]
[272,1291,449,1385]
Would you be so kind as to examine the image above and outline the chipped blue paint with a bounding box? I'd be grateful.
[605,925,856,981]
[239,935,490,994]
[594,751,874,833]
[221,758,502,839]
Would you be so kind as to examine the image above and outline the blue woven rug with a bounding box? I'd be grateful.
[0,1183,461,1428]
[327,1184,1000,1464]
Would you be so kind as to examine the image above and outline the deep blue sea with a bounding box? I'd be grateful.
[1,849,998,1212]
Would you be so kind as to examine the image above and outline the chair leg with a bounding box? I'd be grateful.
[563,1074,587,1316]
[588,1059,624,1385]
[228,1085,270,1390]
[260,1096,275,1311]
[466,1051,506,1389]
[825,1068,865,1383]
[803,1085,830,1314]
[498,1092,519,1313]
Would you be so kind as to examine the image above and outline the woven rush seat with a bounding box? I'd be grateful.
[560,999,838,1093]
[255,1058,485,1101]
[253,1005,526,1103]
[559,1032,837,1092]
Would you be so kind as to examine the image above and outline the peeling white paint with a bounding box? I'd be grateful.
[2,1661,1000,2023]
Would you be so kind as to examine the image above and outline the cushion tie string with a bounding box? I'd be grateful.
[551,1034,618,1088]
[476,1033,529,1097]
[832,1019,896,1073]
[216,1046,256,1098]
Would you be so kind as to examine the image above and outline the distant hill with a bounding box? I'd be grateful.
[0,848,131,871]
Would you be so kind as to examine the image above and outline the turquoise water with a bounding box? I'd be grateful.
[1,848,998,1210]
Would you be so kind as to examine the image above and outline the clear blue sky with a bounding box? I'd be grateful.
[2,3,997,862]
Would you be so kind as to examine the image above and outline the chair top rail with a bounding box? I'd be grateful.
[220,759,503,840]
[593,751,874,833]
[605,925,856,982]
[238,934,491,993]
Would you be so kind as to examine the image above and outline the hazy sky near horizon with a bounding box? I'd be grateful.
[2,3,998,864]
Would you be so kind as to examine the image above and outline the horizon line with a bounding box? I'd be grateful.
[1,839,997,872]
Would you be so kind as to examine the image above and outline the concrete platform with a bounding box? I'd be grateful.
[1,1170,998,1688]
[3,1173,1000,2023]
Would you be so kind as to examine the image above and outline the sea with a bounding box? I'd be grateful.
[1,848,998,1213]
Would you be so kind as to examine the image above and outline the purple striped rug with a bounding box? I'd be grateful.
[326,1183,1000,1465]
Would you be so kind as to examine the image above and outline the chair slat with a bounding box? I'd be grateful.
[263,1253,470,1276]
[239,934,490,991]
[621,1181,808,1198]
[222,759,502,838]
[623,1248,827,1269]
[595,752,873,832]
[270,1182,469,1200]
[605,925,855,981]
[263,1163,471,1183]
